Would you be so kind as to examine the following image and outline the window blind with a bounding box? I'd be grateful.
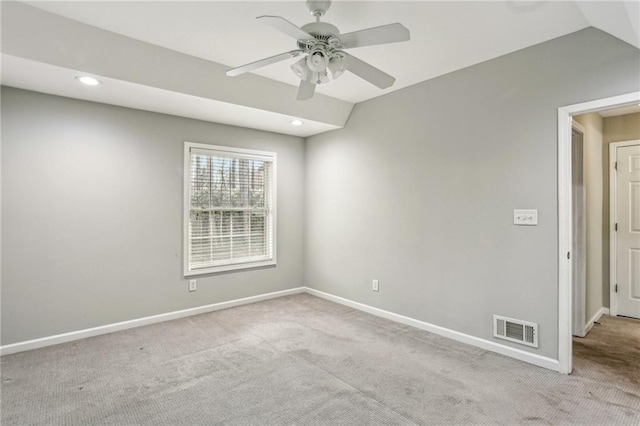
[186,145,275,274]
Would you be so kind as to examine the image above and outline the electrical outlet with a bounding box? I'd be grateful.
[372,279,379,292]
[514,209,538,226]
[189,279,197,292]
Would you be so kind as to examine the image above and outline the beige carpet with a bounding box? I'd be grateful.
[1,294,639,425]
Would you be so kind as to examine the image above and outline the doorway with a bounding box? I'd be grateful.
[558,91,640,374]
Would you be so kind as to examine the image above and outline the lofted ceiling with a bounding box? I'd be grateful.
[2,1,639,136]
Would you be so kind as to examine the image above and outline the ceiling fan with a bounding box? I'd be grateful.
[226,0,410,101]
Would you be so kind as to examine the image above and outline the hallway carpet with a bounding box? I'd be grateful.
[573,314,640,393]
[2,294,639,425]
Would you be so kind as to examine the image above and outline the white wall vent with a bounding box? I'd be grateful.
[493,315,538,348]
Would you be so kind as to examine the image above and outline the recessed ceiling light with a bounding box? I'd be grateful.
[290,119,303,126]
[75,76,102,86]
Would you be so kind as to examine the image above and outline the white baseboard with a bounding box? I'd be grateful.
[304,287,561,372]
[0,287,305,356]
[0,285,563,373]
[584,307,609,335]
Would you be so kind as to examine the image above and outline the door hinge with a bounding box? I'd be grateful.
[615,284,618,293]
[567,251,570,260]
[614,161,617,170]
[615,223,618,231]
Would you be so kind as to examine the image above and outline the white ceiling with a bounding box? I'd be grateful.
[2,1,639,136]
[22,0,592,103]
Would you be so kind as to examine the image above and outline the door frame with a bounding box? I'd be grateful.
[557,91,640,374]
[571,120,587,338]
[609,139,640,317]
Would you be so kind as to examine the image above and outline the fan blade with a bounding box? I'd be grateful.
[345,54,396,89]
[339,23,410,49]
[226,50,303,77]
[297,79,316,101]
[257,15,313,41]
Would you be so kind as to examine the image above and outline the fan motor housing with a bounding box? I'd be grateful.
[300,22,340,37]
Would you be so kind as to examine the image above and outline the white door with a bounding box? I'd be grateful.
[614,143,640,319]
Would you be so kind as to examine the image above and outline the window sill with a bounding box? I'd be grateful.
[184,259,276,276]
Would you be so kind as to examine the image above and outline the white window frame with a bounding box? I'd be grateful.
[183,142,277,276]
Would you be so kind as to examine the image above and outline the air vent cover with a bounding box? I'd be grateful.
[493,315,538,348]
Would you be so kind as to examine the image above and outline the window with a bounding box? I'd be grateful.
[184,142,276,275]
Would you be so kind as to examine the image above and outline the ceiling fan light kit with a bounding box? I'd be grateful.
[225,0,410,101]
[306,51,329,73]
[328,55,347,79]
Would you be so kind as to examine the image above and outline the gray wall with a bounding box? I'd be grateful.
[1,87,305,345]
[304,28,640,359]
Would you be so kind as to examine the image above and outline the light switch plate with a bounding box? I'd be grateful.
[514,209,538,226]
